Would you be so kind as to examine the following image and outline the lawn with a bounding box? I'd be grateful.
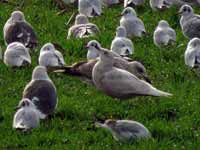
[0,0,200,149]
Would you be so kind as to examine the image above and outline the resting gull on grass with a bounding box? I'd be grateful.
[90,41,172,99]
[120,7,146,38]
[4,11,38,49]
[111,26,134,57]
[95,119,151,142]
[153,20,176,47]
[179,4,200,39]
[68,14,100,39]
[4,42,31,67]
[185,38,200,69]
[23,66,57,119]
[39,43,65,67]
[13,98,40,132]
[78,0,102,17]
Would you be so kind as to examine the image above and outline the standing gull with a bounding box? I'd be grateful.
[68,14,100,39]
[154,20,176,47]
[90,41,172,99]
[120,7,146,38]
[124,0,144,7]
[13,98,40,132]
[179,4,200,39]
[185,38,200,68]
[4,42,31,67]
[95,119,151,142]
[23,66,57,119]
[4,11,38,49]
[39,43,65,67]
[111,26,134,57]
[78,0,102,17]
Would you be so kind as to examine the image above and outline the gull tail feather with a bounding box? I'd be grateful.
[150,87,173,97]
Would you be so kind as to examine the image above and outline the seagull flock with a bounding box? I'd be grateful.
[1,0,200,143]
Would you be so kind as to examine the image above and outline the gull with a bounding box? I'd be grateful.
[95,119,151,142]
[23,66,57,119]
[13,98,40,132]
[179,4,200,39]
[185,38,200,68]
[111,26,134,57]
[78,0,102,17]
[154,20,176,47]
[4,42,31,67]
[4,11,38,49]
[120,7,146,38]
[89,41,172,99]
[39,43,65,67]
[68,14,100,39]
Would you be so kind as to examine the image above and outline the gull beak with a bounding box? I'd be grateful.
[14,106,20,111]
[116,13,122,17]
[85,45,89,49]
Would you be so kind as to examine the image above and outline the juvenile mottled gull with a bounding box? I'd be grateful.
[68,14,100,39]
[179,4,200,39]
[154,20,176,47]
[111,26,134,57]
[95,119,151,142]
[185,38,200,68]
[13,98,40,132]
[124,0,144,7]
[23,66,57,119]
[90,41,172,99]
[50,58,151,83]
[39,43,65,67]
[4,11,38,49]
[79,0,102,17]
[120,7,146,38]
[4,42,31,67]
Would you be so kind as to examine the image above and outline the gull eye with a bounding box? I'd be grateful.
[94,44,99,49]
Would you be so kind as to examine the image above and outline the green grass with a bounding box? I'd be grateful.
[0,0,200,149]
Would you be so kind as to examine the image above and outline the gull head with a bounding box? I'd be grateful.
[188,37,200,48]
[16,98,36,110]
[11,11,25,22]
[104,119,117,128]
[95,119,116,129]
[128,61,151,83]
[116,26,127,37]
[32,66,49,80]
[7,42,27,52]
[158,20,169,28]
[40,43,55,52]
[75,14,89,25]
[121,7,137,17]
[179,4,193,16]
[87,40,115,62]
